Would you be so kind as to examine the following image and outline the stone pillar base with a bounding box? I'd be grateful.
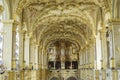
[20,70,24,80]
[95,70,99,80]
[110,58,115,69]
[8,71,16,80]
[112,70,118,80]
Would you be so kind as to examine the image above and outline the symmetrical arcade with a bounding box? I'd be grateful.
[0,0,120,80]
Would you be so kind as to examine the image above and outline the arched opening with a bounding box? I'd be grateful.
[2,0,10,19]
[67,77,77,80]
[50,77,60,80]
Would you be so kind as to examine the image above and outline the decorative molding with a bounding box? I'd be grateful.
[109,18,120,23]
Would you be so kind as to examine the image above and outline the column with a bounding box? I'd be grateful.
[83,50,86,68]
[30,42,35,70]
[41,51,44,69]
[79,53,81,68]
[41,49,47,80]
[111,2,120,79]
[39,46,42,70]
[87,48,90,68]
[43,52,47,69]
[35,44,39,70]
[86,47,89,68]
[84,49,86,68]
[11,21,17,70]
[81,52,84,68]
[53,47,56,69]
[95,35,102,69]
[2,20,14,70]
[106,27,113,68]
[91,44,95,69]
[89,46,92,68]
[39,46,42,80]
[24,34,30,69]
[85,49,87,68]
[100,29,108,69]
[19,30,25,70]
[110,20,120,69]
[61,42,65,69]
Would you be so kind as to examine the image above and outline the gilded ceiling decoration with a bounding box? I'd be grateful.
[14,0,111,52]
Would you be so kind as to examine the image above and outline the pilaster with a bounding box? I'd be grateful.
[24,34,31,69]
[91,44,95,69]
[100,28,108,69]
[2,20,15,70]
[19,30,25,70]
[39,46,43,70]
[110,19,120,69]
[35,44,39,70]
[30,42,35,70]
[12,21,18,70]
[41,49,45,70]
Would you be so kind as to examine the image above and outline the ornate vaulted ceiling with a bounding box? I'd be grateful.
[13,0,111,51]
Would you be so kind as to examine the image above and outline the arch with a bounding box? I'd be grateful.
[41,33,82,51]
[28,2,94,33]
[3,0,10,19]
[67,76,77,80]
[50,77,60,80]
[39,28,86,45]
[32,14,92,34]
[113,0,120,18]
[36,20,89,42]
[116,0,120,18]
